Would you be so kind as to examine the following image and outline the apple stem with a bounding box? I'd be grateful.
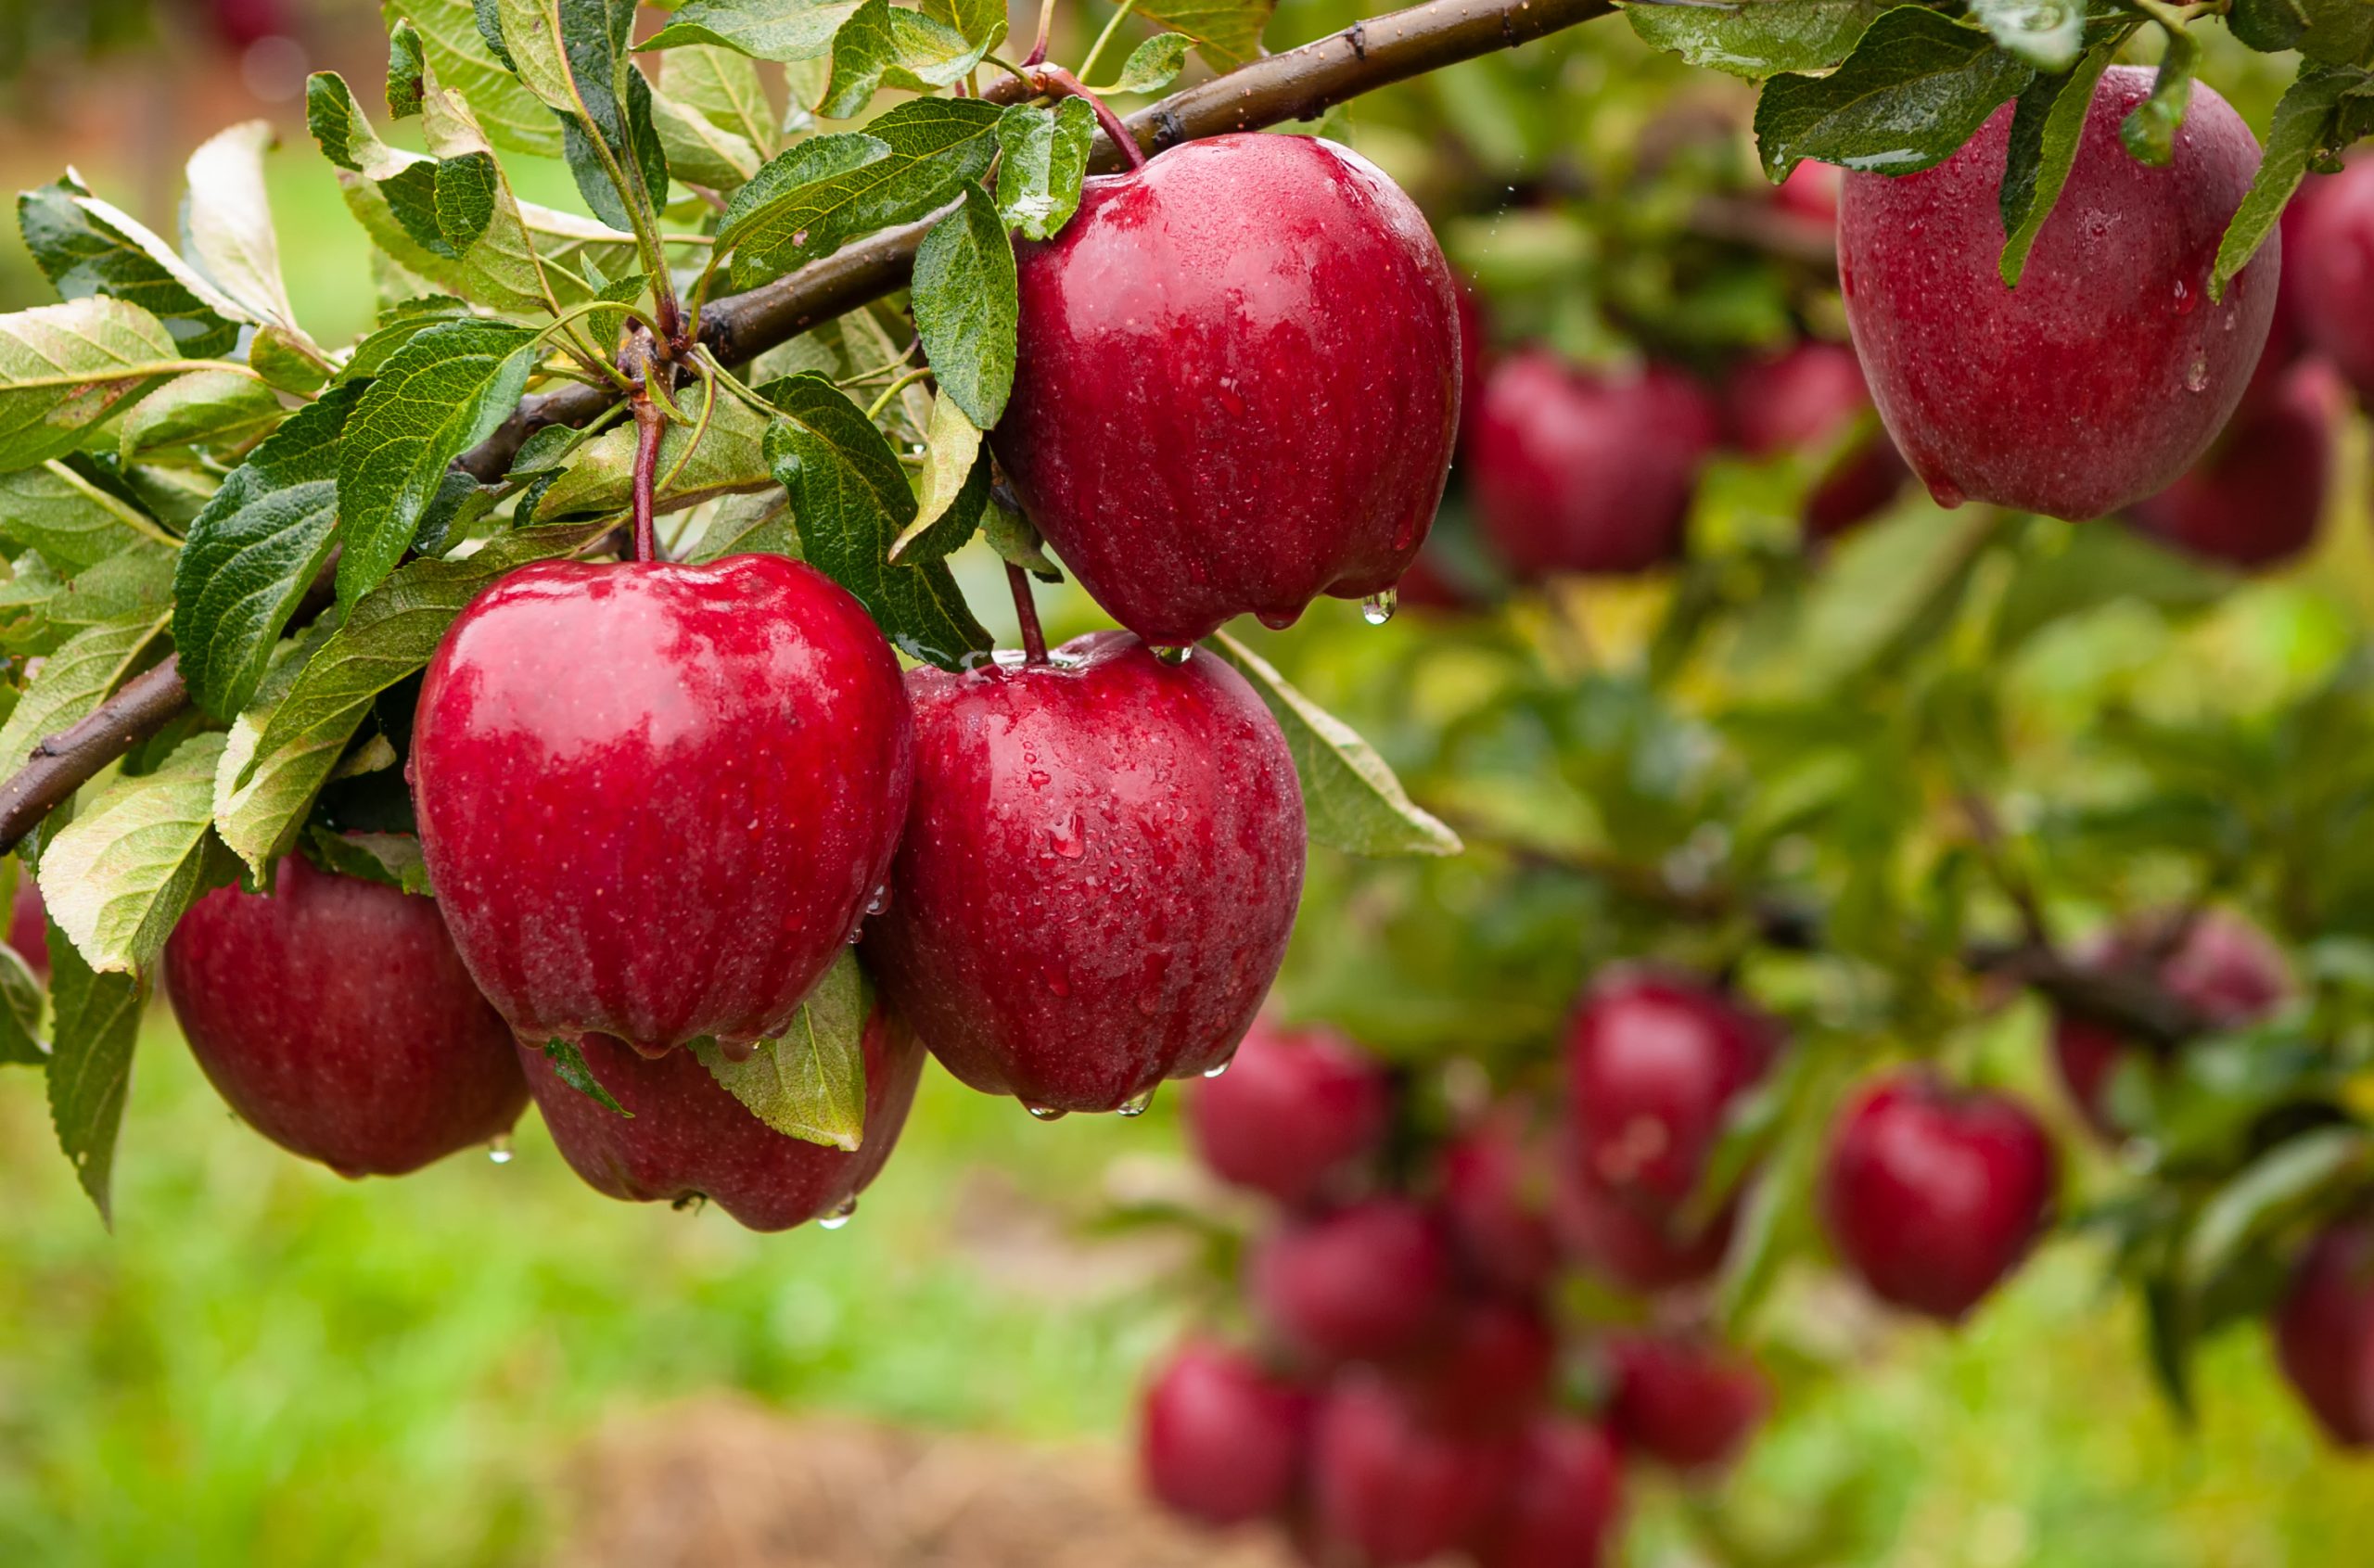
[1006,563,1051,665]
[630,389,665,565]
[1028,66,1147,172]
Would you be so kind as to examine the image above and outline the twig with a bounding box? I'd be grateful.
[1007,564,1051,665]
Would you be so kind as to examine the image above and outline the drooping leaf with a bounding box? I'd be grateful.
[911,182,1015,428]
[214,618,351,880]
[542,1036,632,1115]
[1136,0,1273,70]
[2118,19,2198,167]
[0,299,185,471]
[45,921,145,1226]
[1793,500,1999,683]
[492,0,670,230]
[0,460,176,575]
[762,373,989,669]
[1101,33,1193,95]
[382,0,564,156]
[16,178,240,358]
[692,950,869,1150]
[995,98,1095,240]
[641,0,862,62]
[335,320,542,607]
[1991,513,2228,651]
[40,733,233,975]
[1209,631,1461,858]
[1755,7,2033,180]
[303,825,432,895]
[0,613,168,773]
[116,368,281,462]
[983,494,1058,581]
[388,16,429,115]
[2182,1128,2368,1293]
[1625,0,1876,82]
[815,0,997,121]
[890,391,988,564]
[2214,64,2367,299]
[1998,41,2121,287]
[182,121,305,334]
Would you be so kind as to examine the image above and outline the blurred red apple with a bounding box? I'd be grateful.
[1309,1370,1516,1566]
[1470,1416,1625,1568]
[2293,159,2374,401]
[2273,1217,2374,1447]
[1251,1198,1457,1366]
[1727,339,1908,536]
[1140,1340,1317,1525]
[2129,359,2343,570]
[1602,1332,1768,1473]
[1186,1018,1391,1208]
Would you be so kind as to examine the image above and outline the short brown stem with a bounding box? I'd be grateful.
[1006,564,1051,665]
[630,389,665,565]
[1028,65,1147,172]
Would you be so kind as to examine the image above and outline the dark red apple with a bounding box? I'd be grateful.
[516,1007,923,1231]
[7,875,45,979]
[993,133,1460,644]
[1393,1294,1557,1435]
[2237,185,2323,414]
[1140,1340,1317,1525]
[2293,159,2374,400]
[1565,970,1777,1217]
[1551,1165,1736,1293]
[2129,359,2343,569]
[1470,1417,1625,1568]
[1250,1198,1457,1366]
[1308,1370,1516,1567]
[161,854,526,1177]
[1727,340,1908,536]
[411,555,912,1058]
[1838,68,2276,518]
[1456,280,1491,453]
[864,634,1303,1115]
[1602,1332,1768,1473]
[1185,1017,1390,1207]
[1819,1071,2058,1321]
[2272,1217,2374,1447]
[1440,1111,1561,1296]
[1469,352,1720,578]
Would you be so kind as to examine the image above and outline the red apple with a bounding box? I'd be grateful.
[1819,1071,2058,1321]
[1470,1417,1625,1568]
[864,634,1303,1115]
[1551,1165,1736,1293]
[1602,1332,1768,1473]
[161,854,526,1177]
[2293,159,2374,400]
[1440,1111,1561,1296]
[1186,1017,1390,1207]
[1394,1294,1557,1435]
[1140,1340,1317,1525]
[411,555,913,1058]
[993,134,1460,644]
[1469,352,1720,578]
[1308,1370,1516,1567]
[1727,340,1908,536]
[2273,1217,2374,1447]
[1250,1198,1457,1367]
[7,874,45,980]
[1565,971,1777,1216]
[1838,68,2276,518]
[2129,359,2343,570]
[516,1007,923,1231]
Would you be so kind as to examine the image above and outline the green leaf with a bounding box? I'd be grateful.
[182,121,305,335]
[1991,517,2228,651]
[911,182,1015,428]
[995,98,1095,240]
[338,295,478,385]
[491,0,670,231]
[249,326,331,397]
[0,298,185,471]
[2182,1128,2368,1294]
[0,460,176,574]
[174,383,364,720]
[1755,7,2033,180]
[1208,630,1460,858]
[335,320,542,608]
[2118,21,2198,167]
[0,614,168,775]
[762,373,989,669]
[720,96,1002,288]
[691,950,869,1150]
[388,16,429,114]
[2297,0,2374,64]
[1968,0,2084,73]
[303,825,432,895]
[383,0,565,156]
[0,940,45,1065]
[1625,0,1876,82]
[1136,0,1273,70]
[45,921,145,1225]
[214,618,351,880]
[651,87,762,189]
[40,733,232,975]
[45,546,177,638]
[533,383,772,519]
[16,178,240,359]
[658,43,778,157]
[1998,42,2120,287]
[115,368,281,462]
[983,494,1058,580]
[815,0,996,121]
[542,1036,632,1115]
[2229,0,2311,51]
[2214,65,2366,300]
[1795,502,2000,684]
[1100,32,1193,95]
[890,391,988,565]
[641,0,862,62]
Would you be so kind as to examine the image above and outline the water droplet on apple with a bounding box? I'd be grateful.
[1924,475,1966,509]
[1151,644,1193,666]
[820,1196,858,1230]
[1026,1103,1068,1121]
[1202,1059,1232,1079]
[2170,277,2196,315]
[2183,356,2210,393]
[488,1134,514,1165]
[1049,811,1085,858]
[865,883,890,916]
[1117,1087,1157,1117]
[1360,588,1398,626]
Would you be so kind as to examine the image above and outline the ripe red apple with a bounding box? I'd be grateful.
[411,555,913,1058]
[161,854,526,1177]
[1551,1165,1736,1293]
[2293,159,2374,400]
[7,875,46,979]
[1470,1417,1625,1568]
[1185,1017,1390,1207]
[1602,1332,1768,1473]
[1469,352,1720,578]
[864,634,1303,1115]
[1565,971,1777,1216]
[1250,1198,1457,1366]
[516,1008,923,1231]
[1394,1294,1557,1435]
[993,134,1460,644]
[1440,1111,1560,1296]
[1819,1071,2058,1321]
[2272,1217,2374,1447]
[1308,1370,1516,1567]
[2052,909,2291,1138]
[1838,68,2276,518]
[1727,340,1908,536]
[2128,359,2342,570]
[1140,1340,1317,1525]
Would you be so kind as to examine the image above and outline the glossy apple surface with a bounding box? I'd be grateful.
[1250,1198,1457,1367]
[162,854,526,1177]
[1727,340,1908,536]
[1602,1332,1768,1472]
[1469,352,1719,577]
[1839,68,2275,518]
[1140,1340,1316,1525]
[2129,358,2343,570]
[1308,1371,1516,1567]
[1186,1017,1390,1207]
[1819,1071,2058,1320]
[1565,971,1776,1215]
[412,555,912,1057]
[993,134,1461,644]
[516,1006,922,1231]
[2293,159,2374,399]
[864,634,1303,1115]
[2273,1217,2374,1447]
[1471,1417,1624,1568]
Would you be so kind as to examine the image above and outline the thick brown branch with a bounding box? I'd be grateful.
[0,657,191,851]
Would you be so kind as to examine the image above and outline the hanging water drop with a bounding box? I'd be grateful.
[1360,587,1398,626]
[1202,1058,1232,1079]
[2183,355,2210,393]
[864,883,890,917]
[820,1195,858,1230]
[1151,644,1193,666]
[1026,1103,1068,1122]
[1117,1086,1158,1117]
[487,1134,515,1166]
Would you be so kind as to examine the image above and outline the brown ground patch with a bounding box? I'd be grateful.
[551,1397,1303,1568]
